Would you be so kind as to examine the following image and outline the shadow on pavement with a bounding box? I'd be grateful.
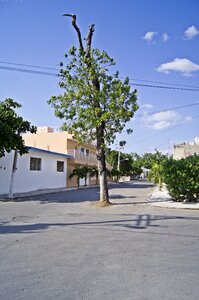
[1,182,154,204]
[1,214,199,236]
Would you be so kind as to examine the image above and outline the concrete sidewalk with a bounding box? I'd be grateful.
[149,185,199,210]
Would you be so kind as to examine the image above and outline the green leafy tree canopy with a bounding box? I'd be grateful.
[49,47,138,145]
[0,98,37,157]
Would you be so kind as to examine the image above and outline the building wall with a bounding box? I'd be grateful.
[23,129,98,188]
[23,131,71,154]
[22,131,97,157]
[0,152,13,195]
[0,150,68,195]
[173,144,199,160]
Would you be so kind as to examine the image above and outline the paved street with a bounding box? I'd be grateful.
[0,182,199,300]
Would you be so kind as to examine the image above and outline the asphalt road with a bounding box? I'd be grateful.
[0,182,199,300]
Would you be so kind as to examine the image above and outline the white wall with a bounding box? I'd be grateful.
[0,150,68,195]
[0,152,13,194]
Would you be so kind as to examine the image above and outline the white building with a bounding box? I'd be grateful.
[0,147,72,197]
[173,137,199,160]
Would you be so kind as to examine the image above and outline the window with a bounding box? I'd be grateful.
[57,161,64,172]
[86,149,89,156]
[80,148,84,155]
[30,157,41,171]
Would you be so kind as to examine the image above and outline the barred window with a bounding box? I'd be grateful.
[80,148,84,155]
[57,161,64,172]
[30,157,41,171]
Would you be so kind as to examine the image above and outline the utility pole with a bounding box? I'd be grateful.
[117,149,121,171]
[8,149,18,199]
[117,140,127,171]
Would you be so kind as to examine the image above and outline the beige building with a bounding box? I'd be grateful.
[23,127,98,187]
[173,137,199,160]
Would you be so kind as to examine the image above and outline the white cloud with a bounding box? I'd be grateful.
[140,104,153,109]
[162,33,169,42]
[156,58,199,76]
[184,25,199,40]
[142,110,181,130]
[143,31,158,42]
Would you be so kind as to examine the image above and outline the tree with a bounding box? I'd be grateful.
[69,165,87,187]
[106,149,119,170]
[0,98,36,157]
[146,151,167,190]
[140,151,167,170]
[81,165,90,186]
[148,162,164,191]
[48,15,138,205]
[88,166,99,185]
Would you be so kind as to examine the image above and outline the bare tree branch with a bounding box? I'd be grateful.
[63,14,84,50]
[86,24,95,56]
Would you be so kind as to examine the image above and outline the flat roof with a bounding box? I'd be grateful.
[28,147,73,159]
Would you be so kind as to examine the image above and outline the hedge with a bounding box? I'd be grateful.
[163,155,199,202]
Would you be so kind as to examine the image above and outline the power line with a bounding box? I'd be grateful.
[127,77,199,89]
[1,61,199,90]
[0,61,59,71]
[129,82,199,92]
[131,115,199,146]
[1,61,199,91]
[136,102,199,117]
[0,66,58,77]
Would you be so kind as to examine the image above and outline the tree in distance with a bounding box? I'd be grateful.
[69,165,89,187]
[147,151,167,190]
[48,15,138,205]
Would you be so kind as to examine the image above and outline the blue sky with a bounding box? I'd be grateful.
[0,0,199,154]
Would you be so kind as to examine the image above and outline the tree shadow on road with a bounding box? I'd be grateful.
[1,182,154,205]
[1,214,199,236]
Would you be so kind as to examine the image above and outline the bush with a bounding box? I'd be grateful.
[163,155,199,202]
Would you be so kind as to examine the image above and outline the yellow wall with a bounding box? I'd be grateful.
[23,131,96,155]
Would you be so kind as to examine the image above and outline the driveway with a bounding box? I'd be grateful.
[0,182,199,300]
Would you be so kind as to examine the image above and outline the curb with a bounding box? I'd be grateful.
[148,186,199,210]
[0,184,103,201]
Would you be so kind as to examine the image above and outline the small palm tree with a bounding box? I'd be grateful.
[88,167,99,185]
[80,165,90,186]
[69,166,86,187]
[148,162,164,191]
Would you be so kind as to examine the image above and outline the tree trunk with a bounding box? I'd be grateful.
[96,126,110,205]
[9,149,18,199]
[97,148,110,204]
[158,177,162,191]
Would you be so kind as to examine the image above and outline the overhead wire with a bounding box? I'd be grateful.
[0,60,199,91]
[0,61,59,71]
[1,60,198,150]
[130,115,199,146]
[0,65,58,77]
[127,77,199,89]
[136,102,199,117]
[129,82,199,92]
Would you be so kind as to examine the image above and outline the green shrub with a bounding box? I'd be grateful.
[163,155,199,202]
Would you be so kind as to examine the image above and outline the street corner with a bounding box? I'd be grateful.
[148,186,199,210]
